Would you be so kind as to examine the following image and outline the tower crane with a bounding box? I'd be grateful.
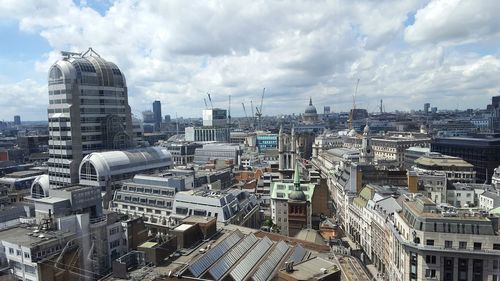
[348,79,360,130]
[242,103,250,128]
[255,88,265,131]
[250,100,255,129]
[204,98,208,109]
[207,93,213,109]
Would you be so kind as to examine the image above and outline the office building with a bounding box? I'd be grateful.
[158,140,202,165]
[414,152,476,183]
[172,189,259,227]
[392,197,500,281]
[343,131,431,167]
[193,143,241,165]
[79,146,173,208]
[185,108,230,142]
[13,115,21,125]
[47,48,133,188]
[152,100,161,132]
[424,103,430,115]
[256,133,278,151]
[404,146,430,170]
[202,108,227,127]
[111,174,187,232]
[432,135,500,183]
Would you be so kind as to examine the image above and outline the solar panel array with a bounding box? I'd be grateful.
[229,236,274,281]
[208,233,258,280]
[288,244,308,263]
[252,240,290,281]
[188,231,243,277]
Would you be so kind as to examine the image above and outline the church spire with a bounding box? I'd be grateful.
[293,161,301,191]
[309,97,313,106]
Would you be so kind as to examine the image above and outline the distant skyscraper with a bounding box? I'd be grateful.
[47,48,133,188]
[164,114,171,123]
[323,106,330,114]
[153,100,162,132]
[13,115,21,125]
[424,103,430,115]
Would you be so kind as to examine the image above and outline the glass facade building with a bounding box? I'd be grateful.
[47,49,133,188]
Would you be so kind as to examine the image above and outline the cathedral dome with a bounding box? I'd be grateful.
[304,98,317,114]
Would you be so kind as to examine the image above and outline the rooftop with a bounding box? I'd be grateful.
[279,257,339,280]
[0,225,74,248]
[415,154,473,168]
[2,170,45,178]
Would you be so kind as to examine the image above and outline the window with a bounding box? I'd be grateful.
[493,244,500,250]
[425,269,436,278]
[25,264,36,275]
[16,250,21,256]
[426,240,434,246]
[445,241,453,248]
[473,242,481,250]
[109,240,120,249]
[8,248,14,254]
[459,241,467,249]
[109,227,119,235]
[155,210,161,214]
[24,252,30,259]
[426,255,436,264]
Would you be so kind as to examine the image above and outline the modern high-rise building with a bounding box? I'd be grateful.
[47,48,133,188]
[13,115,21,125]
[424,102,430,114]
[153,100,162,131]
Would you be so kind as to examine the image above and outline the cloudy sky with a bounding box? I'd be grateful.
[0,0,499,121]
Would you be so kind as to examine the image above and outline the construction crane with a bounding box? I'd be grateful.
[250,100,255,129]
[207,93,213,109]
[348,79,360,130]
[204,98,208,109]
[255,88,265,131]
[241,103,250,128]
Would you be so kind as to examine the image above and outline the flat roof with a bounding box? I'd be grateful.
[0,226,74,248]
[182,215,216,224]
[174,224,194,232]
[32,196,69,204]
[139,241,158,249]
[3,170,44,178]
[415,155,473,168]
[280,257,339,279]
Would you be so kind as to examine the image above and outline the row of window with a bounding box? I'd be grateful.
[115,194,172,208]
[80,108,126,114]
[121,186,175,197]
[8,248,30,259]
[48,108,70,114]
[49,154,73,159]
[80,98,125,106]
[49,99,71,104]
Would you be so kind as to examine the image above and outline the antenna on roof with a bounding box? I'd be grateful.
[60,51,82,59]
[81,47,101,58]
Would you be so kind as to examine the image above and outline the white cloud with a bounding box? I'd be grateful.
[405,0,500,45]
[0,0,498,120]
[0,79,47,120]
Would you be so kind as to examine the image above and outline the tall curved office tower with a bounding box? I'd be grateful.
[47,48,133,188]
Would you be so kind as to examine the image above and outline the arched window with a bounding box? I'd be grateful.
[49,67,63,83]
[31,184,46,199]
[80,161,97,181]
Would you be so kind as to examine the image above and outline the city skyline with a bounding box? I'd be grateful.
[1,0,500,121]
